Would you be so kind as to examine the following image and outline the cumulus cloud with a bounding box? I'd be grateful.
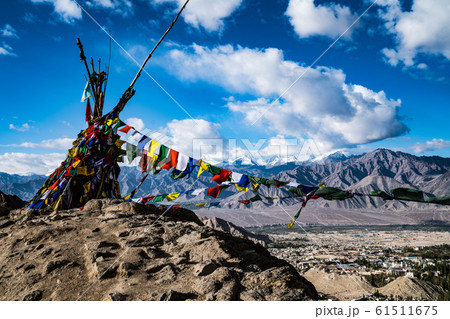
[378,0,450,66]
[285,0,358,39]
[1,24,18,38]
[163,44,409,153]
[3,138,74,150]
[152,0,243,32]
[0,152,66,175]
[29,0,82,23]
[9,123,31,132]
[125,117,146,132]
[412,138,450,154]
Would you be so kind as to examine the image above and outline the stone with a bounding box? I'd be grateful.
[159,290,196,301]
[0,219,13,228]
[109,293,127,301]
[23,290,43,301]
[194,262,218,277]
[45,260,69,274]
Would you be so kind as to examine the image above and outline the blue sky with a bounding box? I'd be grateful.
[0,0,449,175]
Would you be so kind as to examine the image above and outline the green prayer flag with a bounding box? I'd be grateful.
[250,194,262,202]
[315,186,353,200]
[208,165,221,176]
[427,196,450,205]
[390,188,424,202]
[288,186,306,197]
[155,145,170,168]
[126,143,137,164]
[369,190,393,200]
[153,194,167,203]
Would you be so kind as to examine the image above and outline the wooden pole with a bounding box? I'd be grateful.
[77,38,96,105]
[128,0,190,92]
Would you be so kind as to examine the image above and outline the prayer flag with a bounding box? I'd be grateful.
[81,81,91,102]
[166,192,180,201]
[85,99,92,122]
[197,159,209,178]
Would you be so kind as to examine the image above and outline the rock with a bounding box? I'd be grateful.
[92,228,100,233]
[194,262,218,277]
[200,217,272,247]
[0,219,13,228]
[0,191,26,217]
[160,290,196,301]
[0,232,7,239]
[45,260,69,274]
[23,290,43,301]
[24,264,35,272]
[0,199,317,301]
[109,293,127,301]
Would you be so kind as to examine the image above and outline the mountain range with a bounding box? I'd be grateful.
[0,149,449,211]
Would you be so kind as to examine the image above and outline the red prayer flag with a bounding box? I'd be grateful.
[141,196,155,204]
[141,150,148,173]
[207,186,222,198]
[85,99,92,122]
[238,199,251,204]
[160,149,179,171]
[210,169,231,184]
[119,126,133,133]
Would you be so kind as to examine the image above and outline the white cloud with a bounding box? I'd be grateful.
[285,0,358,39]
[165,118,223,161]
[0,45,16,56]
[379,0,450,66]
[125,117,145,132]
[152,0,243,32]
[88,0,133,16]
[163,44,408,154]
[1,24,18,38]
[4,138,73,150]
[30,0,82,23]
[9,123,31,132]
[412,138,450,154]
[0,152,66,175]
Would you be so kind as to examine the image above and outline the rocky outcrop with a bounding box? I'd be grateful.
[0,190,26,217]
[0,199,317,301]
[199,217,272,247]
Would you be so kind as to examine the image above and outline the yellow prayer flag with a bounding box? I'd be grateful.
[319,182,326,188]
[288,219,295,229]
[72,159,81,168]
[234,183,248,192]
[166,193,180,201]
[51,197,63,212]
[83,181,91,193]
[197,159,209,179]
[250,181,260,192]
[196,202,207,208]
[147,140,160,170]
[77,166,87,175]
